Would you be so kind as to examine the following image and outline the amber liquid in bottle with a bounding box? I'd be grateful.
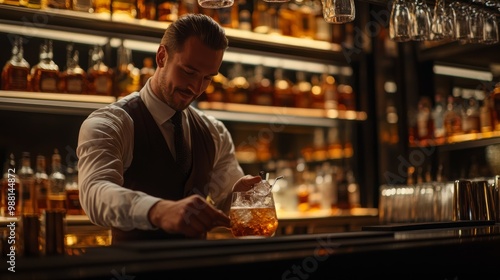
[226,62,250,104]
[490,83,500,131]
[1,153,23,217]
[48,149,67,212]
[112,0,137,20]
[87,45,114,96]
[250,64,274,106]
[273,67,295,107]
[204,72,227,103]
[293,71,312,108]
[34,155,49,215]
[31,40,60,93]
[19,152,36,215]
[60,44,87,94]
[140,57,155,88]
[1,36,30,91]
[157,0,179,22]
[137,0,157,19]
[94,0,111,16]
[114,42,140,97]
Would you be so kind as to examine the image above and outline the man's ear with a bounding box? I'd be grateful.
[156,45,168,68]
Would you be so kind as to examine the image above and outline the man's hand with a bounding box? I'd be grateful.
[148,195,230,238]
[231,174,262,193]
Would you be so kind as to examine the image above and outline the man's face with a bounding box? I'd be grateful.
[155,36,224,111]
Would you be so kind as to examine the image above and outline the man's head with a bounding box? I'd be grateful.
[151,13,228,111]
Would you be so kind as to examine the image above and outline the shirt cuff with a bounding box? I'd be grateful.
[131,196,162,230]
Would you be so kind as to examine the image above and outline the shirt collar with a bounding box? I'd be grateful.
[140,79,176,126]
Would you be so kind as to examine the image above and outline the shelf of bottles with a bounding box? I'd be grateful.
[409,83,500,150]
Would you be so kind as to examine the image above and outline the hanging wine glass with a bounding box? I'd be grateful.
[389,0,413,42]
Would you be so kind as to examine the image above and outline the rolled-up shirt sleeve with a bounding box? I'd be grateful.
[77,104,160,231]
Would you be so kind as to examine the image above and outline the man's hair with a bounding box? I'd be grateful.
[161,13,228,55]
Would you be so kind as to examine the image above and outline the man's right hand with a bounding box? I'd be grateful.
[147,194,230,238]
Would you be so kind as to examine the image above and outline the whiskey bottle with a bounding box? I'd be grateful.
[253,0,272,34]
[250,64,274,106]
[462,94,480,134]
[2,0,28,6]
[112,0,137,20]
[140,57,155,88]
[217,4,239,29]
[34,155,49,215]
[87,45,114,96]
[178,0,198,17]
[273,67,295,107]
[480,93,494,133]
[31,40,60,93]
[443,95,463,138]
[72,0,93,12]
[490,82,500,131]
[1,36,30,91]
[94,0,111,16]
[114,42,140,97]
[137,0,157,19]
[226,62,250,104]
[60,44,87,94]
[414,96,434,145]
[19,152,36,215]
[204,72,227,103]
[237,0,253,31]
[327,125,343,159]
[65,162,84,215]
[431,93,446,144]
[48,149,67,212]
[157,0,179,22]
[295,0,316,39]
[337,67,355,110]
[47,0,70,9]
[27,0,45,9]
[1,153,23,217]
[320,67,338,110]
[293,71,312,108]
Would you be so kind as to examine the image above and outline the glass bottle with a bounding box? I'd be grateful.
[1,36,30,91]
[462,94,480,134]
[204,72,227,103]
[237,0,253,31]
[19,152,36,215]
[414,96,434,145]
[216,4,238,29]
[253,0,272,34]
[94,0,111,16]
[320,67,338,110]
[47,0,70,9]
[157,0,179,22]
[65,162,83,215]
[327,124,343,159]
[293,71,312,108]
[60,44,87,94]
[337,67,355,111]
[273,67,295,107]
[1,153,23,217]
[48,149,67,212]
[2,0,28,6]
[432,93,446,144]
[443,95,463,138]
[137,0,157,19]
[31,40,60,93]
[295,0,316,39]
[34,155,49,215]
[72,0,93,12]
[140,57,155,88]
[480,93,494,134]
[312,127,327,161]
[178,0,198,17]
[87,45,114,96]
[226,62,250,104]
[250,64,274,106]
[112,0,137,20]
[114,42,140,98]
[490,82,500,131]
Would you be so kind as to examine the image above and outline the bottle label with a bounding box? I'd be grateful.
[40,76,58,92]
[5,67,29,91]
[95,75,111,95]
[67,77,84,93]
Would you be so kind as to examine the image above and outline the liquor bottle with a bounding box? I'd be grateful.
[278,0,299,37]
[335,166,350,211]
[204,72,227,103]
[461,91,480,134]
[87,45,114,96]
[237,0,253,31]
[114,42,140,98]
[443,95,463,138]
[1,153,23,217]
[480,93,494,133]
[337,67,355,110]
[47,0,70,9]
[178,0,198,16]
[112,0,137,20]
[72,0,93,12]
[346,167,360,208]
[295,0,316,39]
[137,0,157,19]
[312,127,327,161]
[2,0,28,6]
[157,0,179,22]
[250,64,274,106]
[320,67,338,110]
[327,125,343,159]
[31,40,60,93]
[34,155,49,215]
[414,96,434,145]
[314,0,331,41]
[65,162,84,215]
[432,93,446,144]
[273,67,295,107]
[27,0,45,9]
[1,36,30,91]
[226,62,250,104]
[253,0,272,34]
[293,71,312,108]
[18,152,36,215]
[48,149,67,212]
[140,57,155,88]
[60,44,87,94]
[216,4,238,29]
[94,0,111,16]
[489,82,500,131]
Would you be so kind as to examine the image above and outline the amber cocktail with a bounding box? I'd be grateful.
[229,190,278,238]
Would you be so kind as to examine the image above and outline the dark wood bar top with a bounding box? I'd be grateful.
[2,221,500,280]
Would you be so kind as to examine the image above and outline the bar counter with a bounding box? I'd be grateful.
[2,220,500,280]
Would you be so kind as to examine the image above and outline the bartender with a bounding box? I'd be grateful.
[76,13,261,243]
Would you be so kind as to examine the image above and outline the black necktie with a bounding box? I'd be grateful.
[172,111,191,178]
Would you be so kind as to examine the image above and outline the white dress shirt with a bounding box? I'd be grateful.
[77,80,244,231]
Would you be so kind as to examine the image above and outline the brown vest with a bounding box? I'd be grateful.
[112,96,215,243]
